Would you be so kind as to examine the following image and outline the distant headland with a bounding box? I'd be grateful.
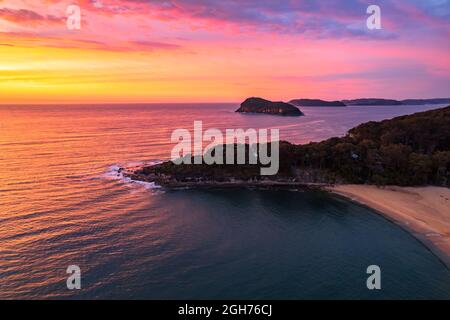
[289,99,346,107]
[341,98,450,106]
[289,97,450,107]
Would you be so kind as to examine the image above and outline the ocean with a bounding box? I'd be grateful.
[0,103,449,299]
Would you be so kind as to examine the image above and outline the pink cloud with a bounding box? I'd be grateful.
[0,7,63,24]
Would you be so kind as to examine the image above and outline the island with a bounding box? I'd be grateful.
[235,97,304,116]
[289,99,346,107]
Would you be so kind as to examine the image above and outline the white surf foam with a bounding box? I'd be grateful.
[103,161,164,191]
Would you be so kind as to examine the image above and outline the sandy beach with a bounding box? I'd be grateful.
[329,185,450,269]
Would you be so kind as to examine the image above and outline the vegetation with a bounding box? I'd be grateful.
[292,106,450,186]
[135,106,450,187]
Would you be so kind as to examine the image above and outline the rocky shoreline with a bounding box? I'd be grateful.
[125,169,329,190]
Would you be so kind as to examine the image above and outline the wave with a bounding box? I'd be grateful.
[103,161,164,191]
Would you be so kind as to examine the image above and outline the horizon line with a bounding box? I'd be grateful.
[1,97,450,106]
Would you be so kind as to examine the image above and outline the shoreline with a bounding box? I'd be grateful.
[126,175,327,190]
[327,185,450,270]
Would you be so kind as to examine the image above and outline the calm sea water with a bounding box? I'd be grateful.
[0,103,449,299]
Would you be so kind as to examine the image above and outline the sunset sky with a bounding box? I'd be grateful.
[0,0,449,103]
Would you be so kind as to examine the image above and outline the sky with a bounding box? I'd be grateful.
[0,0,449,104]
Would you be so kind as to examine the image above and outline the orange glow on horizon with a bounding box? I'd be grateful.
[0,1,449,104]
